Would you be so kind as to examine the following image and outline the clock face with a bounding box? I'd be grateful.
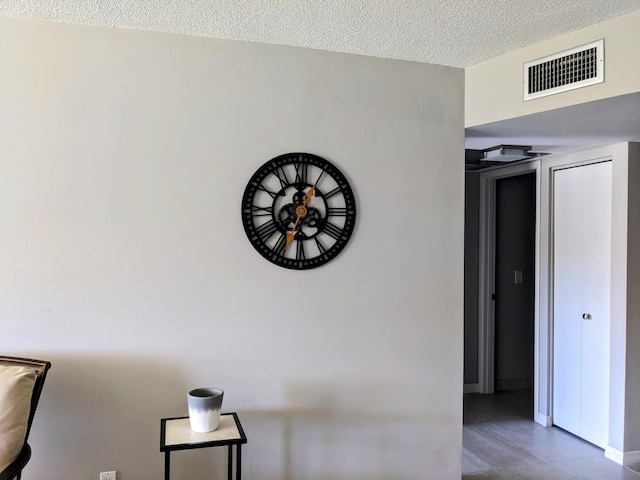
[241,153,356,270]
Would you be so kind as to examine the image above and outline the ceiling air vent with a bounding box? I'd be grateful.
[524,39,604,101]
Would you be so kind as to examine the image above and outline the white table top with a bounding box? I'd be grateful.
[163,414,243,448]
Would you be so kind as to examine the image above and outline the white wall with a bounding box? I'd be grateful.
[466,10,640,127]
[624,143,640,454]
[608,142,640,460]
[0,18,465,480]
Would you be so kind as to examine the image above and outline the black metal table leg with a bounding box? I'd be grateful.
[236,445,242,480]
[228,445,233,480]
[165,451,170,480]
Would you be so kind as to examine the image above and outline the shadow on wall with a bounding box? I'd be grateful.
[25,353,227,480]
[24,354,451,479]
[241,380,445,480]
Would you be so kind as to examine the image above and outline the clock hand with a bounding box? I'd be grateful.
[285,214,303,248]
[285,187,315,249]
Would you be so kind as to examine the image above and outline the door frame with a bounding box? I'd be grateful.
[477,160,541,410]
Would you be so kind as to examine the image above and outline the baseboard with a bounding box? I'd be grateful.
[604,446,640,465]
[464,383,479,394]
[534,412,552,427]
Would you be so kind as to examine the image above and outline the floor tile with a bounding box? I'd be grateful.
[486,418,602,462]
[495,462,576,480]
[551,455,640,479]
[464,422,543,470]
[462,472,505,480]
[462,447,494,475]
[463,391,640,480]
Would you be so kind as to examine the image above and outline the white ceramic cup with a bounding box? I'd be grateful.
[187,387,224,433]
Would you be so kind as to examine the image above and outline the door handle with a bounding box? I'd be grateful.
[582,313,592,320]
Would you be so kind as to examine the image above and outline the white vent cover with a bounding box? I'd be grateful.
[523,39,604,101]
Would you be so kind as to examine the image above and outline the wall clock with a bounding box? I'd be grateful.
[241,152,356,270]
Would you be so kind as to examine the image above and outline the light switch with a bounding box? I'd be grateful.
[514,270,523,284]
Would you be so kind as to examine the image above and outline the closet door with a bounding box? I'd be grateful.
[579,161,612,446]
[552,161,611,448]
[553,166,583,436]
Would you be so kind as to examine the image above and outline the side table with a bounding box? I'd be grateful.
[160,412,247,480]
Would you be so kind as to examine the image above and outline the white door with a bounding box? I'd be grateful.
[553,161,611,448]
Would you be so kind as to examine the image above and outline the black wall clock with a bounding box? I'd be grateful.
[241,152,356,270]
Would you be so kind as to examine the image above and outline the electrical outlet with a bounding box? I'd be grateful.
[100,472,116,480]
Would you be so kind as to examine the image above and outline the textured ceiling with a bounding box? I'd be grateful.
[2,0,639,67]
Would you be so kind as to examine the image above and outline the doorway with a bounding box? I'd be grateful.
[473,160,540,407]
[465,143,637,471]
[494,173,536,394]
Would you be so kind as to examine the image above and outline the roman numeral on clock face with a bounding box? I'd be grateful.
[296,240,306,260]
[249,205,273,217]
[294,162,308,184]
[322,221,343,240]
[256,183,278,199]
[255,219,278,242]
[273,166,289,190]
[273,234,287,256]
[327,207,347,217]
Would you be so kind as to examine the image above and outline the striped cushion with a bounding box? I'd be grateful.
[0,365,37,471]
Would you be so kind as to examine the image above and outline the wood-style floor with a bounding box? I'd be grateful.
[463,390,640,479]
